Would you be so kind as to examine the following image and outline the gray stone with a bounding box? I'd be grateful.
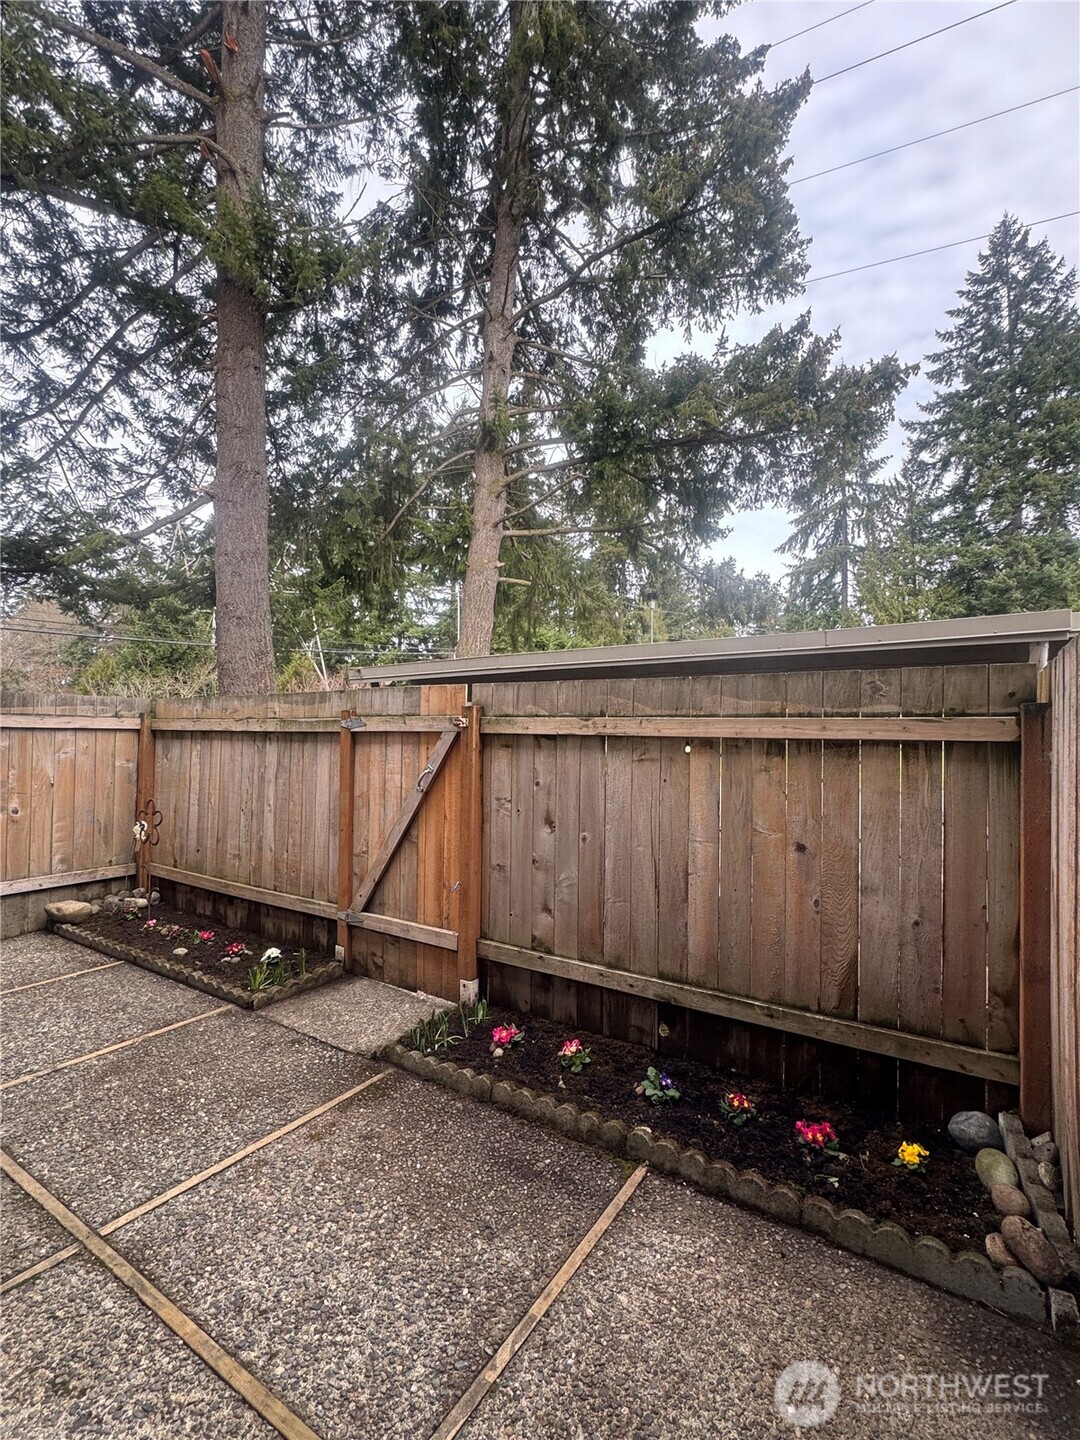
[148,890,161,905]
[101,895,122,913]
[1000,1215,1065,1286]
[172,948,188,957]
[975,1147,1019,1191]
[990,1182,1031,1218]
[44,900,95,924]
[131,888,148,899]
[1038,1161,1061,1193]
[984,1232,1013,1267]
[1031,1132,1059,1165]
[1049,1288,1080,1349]
[947,1110,1003,1153]
[122,896,149,911]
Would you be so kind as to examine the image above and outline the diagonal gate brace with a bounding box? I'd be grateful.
[346,725,461,918]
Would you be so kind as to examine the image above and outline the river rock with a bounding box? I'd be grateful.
[975,1147,1019,1191]
[149,890,161,905]
[131,887,148,899]
[172,947,188,957]
[122,896,149,911]
[947,1110,1003,1154]
[102,895,122,913]
[990,1182,1031,1218]
[1038,1161,1062,1193]
[44,900,95,924]
[1000,1216,1065,1286]
[1032,1134,1059,1166]
[985,1232,1014,1268]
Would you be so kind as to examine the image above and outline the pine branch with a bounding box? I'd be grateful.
[7,233,162,342]
[505,524,626,538]
[35,6,216,111]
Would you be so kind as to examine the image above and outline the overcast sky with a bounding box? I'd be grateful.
[698,0,1080,579]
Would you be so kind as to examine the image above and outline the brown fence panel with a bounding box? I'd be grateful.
[476,662,1034,1116]
[0,694,144,935]
[1050,639,1079,1231]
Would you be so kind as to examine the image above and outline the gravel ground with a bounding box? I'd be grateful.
[0,960,218,1083]
[0,932,113,990]
[1,1255,277,1439]
[459,1176,1080,1440]
[1,1007,378,1230]
[0,1174,72,1282]
[115,1071,625,1440]
[263,972,447,1055]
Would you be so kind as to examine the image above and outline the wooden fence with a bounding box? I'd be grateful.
[146,685,476,1000]
[0,694,144,936]
[472,665,1039,1122]
[1049,639,1079,1230]
[1,652,1073,1161]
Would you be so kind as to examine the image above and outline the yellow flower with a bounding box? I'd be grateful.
[897,1142,929,1167]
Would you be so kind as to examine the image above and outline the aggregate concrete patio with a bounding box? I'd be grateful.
[1,933,1077,1440]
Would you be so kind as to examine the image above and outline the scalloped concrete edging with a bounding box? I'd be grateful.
[383,1043,1057,1332]
[53,924,342,1010]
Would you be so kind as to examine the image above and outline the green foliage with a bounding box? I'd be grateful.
[899,214,1080,616]
[639,1066,680,1105]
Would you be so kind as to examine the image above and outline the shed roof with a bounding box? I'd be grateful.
[357,609,1080,685]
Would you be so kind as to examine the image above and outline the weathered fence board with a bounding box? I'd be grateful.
[0,696,143,934]
[1049,639,1079,1230]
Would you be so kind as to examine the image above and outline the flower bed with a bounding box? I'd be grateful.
[404,1005,995,1254]
[55,903,341,1008]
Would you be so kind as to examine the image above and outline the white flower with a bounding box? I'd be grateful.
[260,947,282,962]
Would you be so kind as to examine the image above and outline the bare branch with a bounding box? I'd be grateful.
[36,6,216,111]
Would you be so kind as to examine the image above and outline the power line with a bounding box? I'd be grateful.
[804,210,1080,284]
[768,1,876,50]
[789,85,1080,186]
[815,0,1017,84]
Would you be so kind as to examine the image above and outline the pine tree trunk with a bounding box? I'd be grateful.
[457,1,534,659]
[212,1,275,694]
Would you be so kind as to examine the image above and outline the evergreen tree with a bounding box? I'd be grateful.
[343,0,909,655]
[902,214,1080,615]
[2,1,381,690]
[779,359,914,627]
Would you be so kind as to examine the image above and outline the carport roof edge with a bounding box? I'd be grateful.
[356,609,1080,685]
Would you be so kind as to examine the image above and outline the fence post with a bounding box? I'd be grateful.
[337,712,356,971]
[457,702,484,998]
[1019,702,1052,1133]
[135,708,156,895]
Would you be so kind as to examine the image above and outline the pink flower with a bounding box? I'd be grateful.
[198,929,215,941]
[560,1038,583,1057]
[795,1120,838,1149]
[491,1024,521,1047]
[143,919,157,929]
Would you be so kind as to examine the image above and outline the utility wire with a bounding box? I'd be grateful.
[768,1,876,50]
[805,210,1080,284]
[789,85,1080,185]
[815,0,1017,84]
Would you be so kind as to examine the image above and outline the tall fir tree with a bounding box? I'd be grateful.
[901,214,1080,616]
[336,0,909,655]
[2,1,384,690]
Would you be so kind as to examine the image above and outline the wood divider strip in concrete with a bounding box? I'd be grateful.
[1,1070,393,1294]
[429,1164,649,1440]
[0,1148,325,1440]
[0,1005,232,1091]
[1,961,122,996]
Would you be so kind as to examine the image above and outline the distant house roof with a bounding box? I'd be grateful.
[356,610,1080,685]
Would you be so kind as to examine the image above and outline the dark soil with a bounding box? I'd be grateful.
[422,1007,998,1253]
[79,904,324,994]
